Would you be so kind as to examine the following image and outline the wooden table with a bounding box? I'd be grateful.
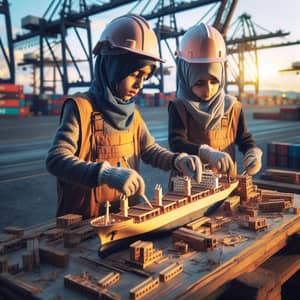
[0,195,300,300]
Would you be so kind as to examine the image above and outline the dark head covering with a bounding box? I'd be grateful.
[88,48,156,130]
[176,58,235,130]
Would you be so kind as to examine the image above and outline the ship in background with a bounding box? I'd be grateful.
[90,171,239,254]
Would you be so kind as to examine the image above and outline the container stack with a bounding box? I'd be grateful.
[253,106,300,120]
[25,94,68,116]
[134,92,176,108]
[0,84,30,117]
[155,91,176,107]
[267,142,300,170]
[48,95,69,116]
[280,106,300,121]
[134,93,155,107]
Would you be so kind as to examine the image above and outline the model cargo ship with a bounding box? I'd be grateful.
[90,172,239,254]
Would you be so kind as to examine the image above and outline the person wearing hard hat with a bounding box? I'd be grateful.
[46,14,202,219]
[168,23,262,177]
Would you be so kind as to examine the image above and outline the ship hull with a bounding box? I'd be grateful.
[97,200,223,256]
[91,180,239,255]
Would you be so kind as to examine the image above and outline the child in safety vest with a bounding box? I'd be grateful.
[168,23,262,176]
[46,14,202,219]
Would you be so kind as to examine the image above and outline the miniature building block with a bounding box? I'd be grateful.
[238,217,268,231]
[0,256,8,273]
[98,272,120,288]
[186,216,211,231]
[259,200,288,212]
[222,234,248,247]
[196,226,211,235]
[173,241,189,253]
[22,251,34,272]
[44,228,64,240]
[224,195,240,214]
[0,233,16,243]
[129,277,159,300]
[63,230,81,248]
[2,238,26,254]
[205,217,231,233]
[26,237,40,266]
[292,207,300,214]
[72,224,96,241]
[261,191,295,206]
[159,262,183,282]
[64,274,120,300]
[173,227,217,251]
[8,263,20,275]
[233,175,260,203]
[239,205,258,217]
[3,226,24,237]
[39,246,69,267]
[56,214,82,228]
[0,273,42,296]
[129,240,163,269]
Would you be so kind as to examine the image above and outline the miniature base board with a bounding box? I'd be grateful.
[0,195,300,300]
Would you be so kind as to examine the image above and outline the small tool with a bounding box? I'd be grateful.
[120,157,153,208]
[241,161,256,176]
[140,193,153,209]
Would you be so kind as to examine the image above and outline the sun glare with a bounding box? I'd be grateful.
[258,61,278,80]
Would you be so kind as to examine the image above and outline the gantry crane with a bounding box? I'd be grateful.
[0,0,15,83]
[226,13,300,97]
[13,0,238,94]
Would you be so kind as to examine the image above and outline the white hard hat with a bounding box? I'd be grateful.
[176,23,227,63]
[93,14,165,63]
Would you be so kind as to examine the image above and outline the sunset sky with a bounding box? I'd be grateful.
[3,0,300,94]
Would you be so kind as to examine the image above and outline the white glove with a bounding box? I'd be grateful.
[99,161,145,197]
[174,153,202,183]
[199,144,234,174]
[243,147,263,175]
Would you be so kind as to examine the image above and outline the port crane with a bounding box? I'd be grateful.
[12,0,237,94]
[225,13,300,97]
[0,0,15,83]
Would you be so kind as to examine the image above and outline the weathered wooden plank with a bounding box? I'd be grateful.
[177,213,300,300]
[261,255,300,285]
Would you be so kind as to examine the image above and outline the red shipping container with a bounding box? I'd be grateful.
[0,99,20,107]
[267,142,277,154]
[19,107,30,116]
[276,142,290,156]
[267,153,276,167]
[51,99,65,105]
[50,109,61,115]
[253,112,280,120]
[0,84,23,93]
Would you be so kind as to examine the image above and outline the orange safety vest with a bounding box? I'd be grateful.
[56,97,143,218]
[171,98,242,175]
